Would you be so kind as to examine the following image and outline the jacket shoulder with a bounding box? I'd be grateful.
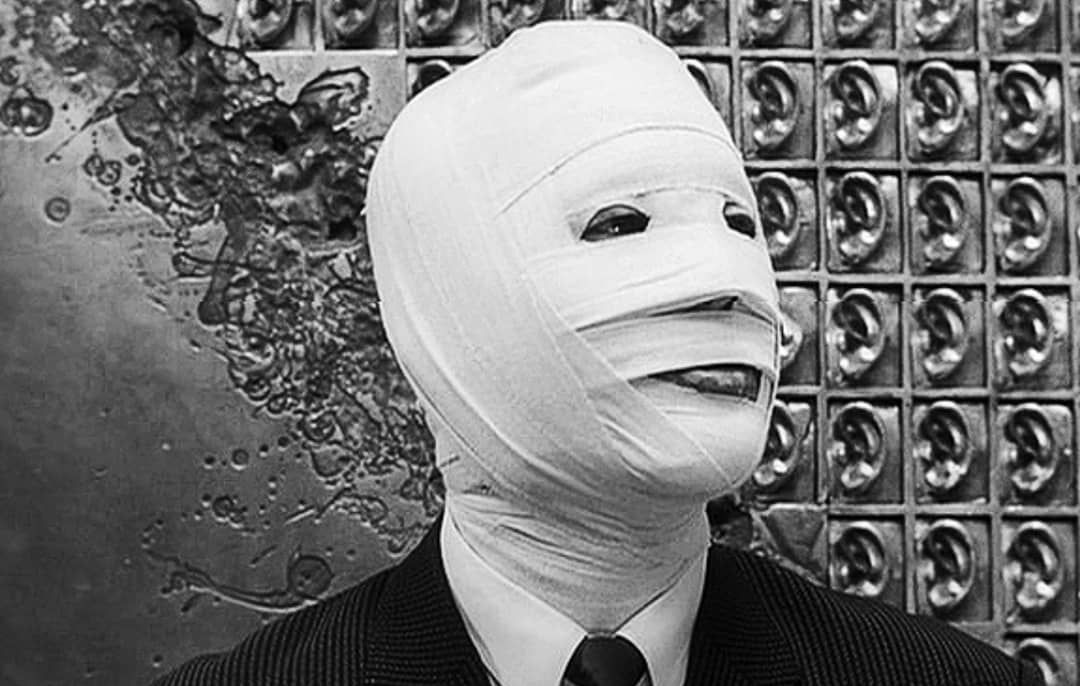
[714,546,1044,686]
[150,565,394,686]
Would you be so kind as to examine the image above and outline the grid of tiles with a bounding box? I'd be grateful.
[232,0,1080,678]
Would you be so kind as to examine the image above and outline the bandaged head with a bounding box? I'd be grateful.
[366,21,780,537]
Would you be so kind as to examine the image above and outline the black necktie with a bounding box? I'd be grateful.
[561,635,647,686]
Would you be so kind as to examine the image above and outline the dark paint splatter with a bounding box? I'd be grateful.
[0,55,19,86]
[12,0,440,550]
[150,547,335,613]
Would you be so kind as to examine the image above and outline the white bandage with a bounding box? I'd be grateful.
[366,20,780,629]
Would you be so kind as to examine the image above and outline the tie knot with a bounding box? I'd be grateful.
[562,635,647,686]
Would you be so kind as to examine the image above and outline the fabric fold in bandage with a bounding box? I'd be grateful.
[580,312,777,383]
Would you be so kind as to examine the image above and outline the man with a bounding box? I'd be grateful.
[156,21,1043,686]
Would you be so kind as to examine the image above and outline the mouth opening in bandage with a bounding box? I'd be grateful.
[632,296,773,402]
[650,364,762,402]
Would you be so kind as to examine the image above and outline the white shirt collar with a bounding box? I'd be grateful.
[440,510,706,686]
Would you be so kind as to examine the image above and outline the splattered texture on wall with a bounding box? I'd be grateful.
[4,0,1080,684]
[1,1,430,683]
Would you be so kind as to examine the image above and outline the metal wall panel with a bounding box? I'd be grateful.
[1,1,1078,684]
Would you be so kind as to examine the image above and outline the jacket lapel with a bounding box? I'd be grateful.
[363,516,490,685]
[685,546,802,686]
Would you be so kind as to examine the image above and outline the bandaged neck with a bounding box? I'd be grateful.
[365,21,780,631]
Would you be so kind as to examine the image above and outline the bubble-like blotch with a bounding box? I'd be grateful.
[230,448,250,470]
[211,495,236,519]
[300,412,336,443]
[1,92,53,137]
[311,451,344,478]
[98,159,122,186]
[44,197,71,223]
[286,555,333,599]
[83,153,104,178]
[265,394,289,415]
[241,376,271,402]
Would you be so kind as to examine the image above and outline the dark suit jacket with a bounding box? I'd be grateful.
[154,519,1043,686]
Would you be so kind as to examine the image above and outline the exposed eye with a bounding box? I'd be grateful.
[581,204,650,242]
[723,201,757,239]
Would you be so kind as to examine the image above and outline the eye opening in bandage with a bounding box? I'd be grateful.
[561,184,758,244]
[722,201,758,240]
[581,204,651,242]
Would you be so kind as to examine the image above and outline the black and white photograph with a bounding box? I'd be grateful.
[1,1,1077,684]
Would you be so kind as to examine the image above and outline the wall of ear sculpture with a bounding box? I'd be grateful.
[0,1,1078,684]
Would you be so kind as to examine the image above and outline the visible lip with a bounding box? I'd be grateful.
[651,363,762,401]
[641,296,773,401]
